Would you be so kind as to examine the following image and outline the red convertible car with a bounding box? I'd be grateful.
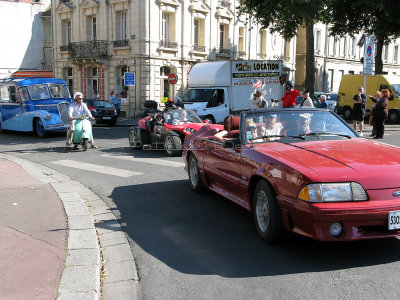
[183,108,400,242]
[129,109,222,156]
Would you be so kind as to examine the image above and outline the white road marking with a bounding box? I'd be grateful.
[50,160,142,177]
[101,154,185,168]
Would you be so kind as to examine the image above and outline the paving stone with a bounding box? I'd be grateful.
[68,229,98,250]
[65,249,100,267]
[103,243,134,263]
[102,280,138,300]
[68,215,95,230]
[57,292,98,300]
[103,260,138,283]
[99,231,128,247]
[93,212,116,223]
[63,201,90,216]
[58,192,82,202]
[89,205,111,216]
[58,265,99,294]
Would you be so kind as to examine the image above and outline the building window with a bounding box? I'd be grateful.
[351,37,356,57]
[238,27,245,54]
[394,45,399,64]
[87,16,97,41]
[194,19,199,45]
[328,36,335,57]
[258,30,266,58]
[340,37,346,57]
[284,39,290,61]
[219,23,229,53]
[193,18,205,50]
[383,45,388,62]
[162,12,171,41]
[66,67,73,93]
[61,20,71,46]
[315,30,321,53]
[327,69,334,91]
[116,12,127,40]
[161,66,172,103]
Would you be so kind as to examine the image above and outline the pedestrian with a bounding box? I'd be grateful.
[352,86,366,136]
[368,91,382,137]
[111,93,122,118]
[300,90,314,107]
[109,90,116,103]
[253,90,268,109]
[93,90,100,99]
[318,95,328,109]
[372,89,389,139]
[275,81,301,108]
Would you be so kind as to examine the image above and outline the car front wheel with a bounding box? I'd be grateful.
[164,134,182,156]
[188,154,204,192]
[34,118,48,138]
[128,128,142,149]
[253,180,286,243]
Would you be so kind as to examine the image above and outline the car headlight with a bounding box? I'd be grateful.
[44,114,51,120]
[298,182,368,202]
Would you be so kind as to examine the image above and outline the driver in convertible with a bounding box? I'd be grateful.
[172,110,189,125]
[66,92,97,149]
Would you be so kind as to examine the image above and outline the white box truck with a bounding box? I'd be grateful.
[181,60,285,123]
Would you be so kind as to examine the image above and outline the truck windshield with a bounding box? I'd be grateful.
[182,89,215,103]
[392,84,400,98]
[28,84,50,100]
[49,84,70,98]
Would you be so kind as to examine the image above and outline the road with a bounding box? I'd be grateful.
[1,122,400,299]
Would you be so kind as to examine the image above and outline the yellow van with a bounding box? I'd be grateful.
[337,74,400,123]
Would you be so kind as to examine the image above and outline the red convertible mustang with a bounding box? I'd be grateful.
[183,108,400,242]
[129,109,222,156]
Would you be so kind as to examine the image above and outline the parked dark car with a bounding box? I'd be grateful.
[83,99,118,126]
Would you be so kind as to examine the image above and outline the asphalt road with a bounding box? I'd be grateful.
[1,122,400,299]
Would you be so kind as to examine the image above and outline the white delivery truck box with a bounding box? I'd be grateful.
[182,60,284,123]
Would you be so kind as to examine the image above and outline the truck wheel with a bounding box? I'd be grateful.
[164,134,182,156]
[388,110,399,124]
[343,107,352,121]
[34,118,48,138]
[204,115,215,124]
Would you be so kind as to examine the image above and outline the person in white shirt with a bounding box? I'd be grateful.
[254,113,283,142]
[253,90,268,109]
[300,90,314,107]
[66,92,97,149]
[109,90,116,103]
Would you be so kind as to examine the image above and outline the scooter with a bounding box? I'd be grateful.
[69,115,93,151]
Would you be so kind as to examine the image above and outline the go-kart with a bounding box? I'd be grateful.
[128,109,222,156]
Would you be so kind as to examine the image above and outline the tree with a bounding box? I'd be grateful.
[326,0,400,74]
[238,0,329,95]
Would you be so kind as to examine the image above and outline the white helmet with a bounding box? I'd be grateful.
[73,92,83,100]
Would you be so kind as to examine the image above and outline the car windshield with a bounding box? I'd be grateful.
[163,109,203,125]
[49,84,70,98]
[28,84,51,100]
[391,84,400,98]
[92,100,113,108]
[243,110,357,144]
[182,89,215,103]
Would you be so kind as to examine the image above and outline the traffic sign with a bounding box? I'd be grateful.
[168,73,178,85]
[363,35,375,75]
[124,72,135,86]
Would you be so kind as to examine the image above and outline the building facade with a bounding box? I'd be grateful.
[52,0,297,117]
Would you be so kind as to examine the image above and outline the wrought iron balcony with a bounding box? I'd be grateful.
[218,0,231,8]
[218,47,231,56]
[238,51,246,57]
[192,44,206,52]
[113,39,129,47]
[60,0,71,3]
[159,39,178,49]
[69,40,108,59]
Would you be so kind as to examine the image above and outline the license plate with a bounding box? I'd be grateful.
[103,117,111,119]
[388,211,400,230]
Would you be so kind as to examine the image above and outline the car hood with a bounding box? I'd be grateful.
[254,139,400,189]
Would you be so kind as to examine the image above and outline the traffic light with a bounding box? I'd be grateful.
[279,75,287,85]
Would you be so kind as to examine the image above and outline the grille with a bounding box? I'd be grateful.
[58,102,70,124]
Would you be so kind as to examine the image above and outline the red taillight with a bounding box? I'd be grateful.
[90,107,96,112]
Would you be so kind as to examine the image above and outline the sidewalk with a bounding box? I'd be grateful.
[0,153,138,300]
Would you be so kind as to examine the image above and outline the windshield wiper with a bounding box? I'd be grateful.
[302,132,352,139]
[249,135,305,141]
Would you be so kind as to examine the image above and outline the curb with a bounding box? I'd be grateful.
[1,153,138,300]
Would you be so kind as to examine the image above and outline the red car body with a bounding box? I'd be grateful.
[183,109,400,242]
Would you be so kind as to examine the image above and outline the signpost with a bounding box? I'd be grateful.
[124,72,135,119]
[360,35,375,97]
[168,73,178,101]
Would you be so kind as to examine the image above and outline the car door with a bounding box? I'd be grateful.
[202,138,245,204]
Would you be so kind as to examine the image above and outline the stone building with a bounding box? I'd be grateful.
[0,0,52,78]
[52,0,297,117]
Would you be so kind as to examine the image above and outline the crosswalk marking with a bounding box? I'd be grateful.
[100,154,185,168]
[50,160,142,177]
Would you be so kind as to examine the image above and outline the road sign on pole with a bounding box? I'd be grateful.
[124,72,135,86]
[363,35,375,75]
[168,73,178,85]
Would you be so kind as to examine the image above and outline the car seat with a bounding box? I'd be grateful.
[226,116,240,138]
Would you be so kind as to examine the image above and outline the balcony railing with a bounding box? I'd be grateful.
[218,47,231,56]
[60,45,69,52]
[69,40,108,59]
[193,44,206,52]
[113,39,129,47]
[159,39,178,49]
[238,51,246,57]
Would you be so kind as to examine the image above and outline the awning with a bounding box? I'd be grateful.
[12,70,54,78]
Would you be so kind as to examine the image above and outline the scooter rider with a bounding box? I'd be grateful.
[66,92,97,149]
[273,81,302,108]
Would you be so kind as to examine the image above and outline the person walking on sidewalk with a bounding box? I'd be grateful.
[274,81,301,108]
[352,86,366,136]
[111,93,122,118]
[368,91,382,137]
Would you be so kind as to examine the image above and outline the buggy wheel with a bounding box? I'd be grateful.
[164,134,182,156]
[128,128,142,149]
